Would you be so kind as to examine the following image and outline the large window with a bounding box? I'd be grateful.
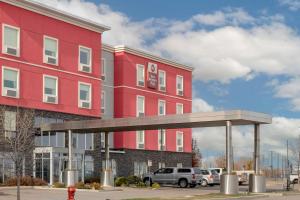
[36,132,65,147]
[79,46,92,73]
[158,100,166,116]
[72,133,94,150]
[134,161,147,177]
[176,131,183,152]
[136,130,145,149]
[4,111,16,139]
[43,75,58,104]
[79,82,91,109]
[158,129,166,151]
[176,75,184,96]
[176,103,184,114]
[136,64,145,87]
[2,24,20,56]
[2,67,19,98]
[158,70,166,92]
[136,96,145,117]
[101,91,105,114]
[44,36,58,65]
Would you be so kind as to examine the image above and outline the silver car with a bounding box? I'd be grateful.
[143,167,201,188]
[197,169,220,186]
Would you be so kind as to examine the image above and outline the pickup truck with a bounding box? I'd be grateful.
[290,174,299,184]
[142,167,202,188]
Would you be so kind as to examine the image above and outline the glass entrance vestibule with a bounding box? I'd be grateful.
[33,147,94,185]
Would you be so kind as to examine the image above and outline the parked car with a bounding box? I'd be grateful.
[196,169,220,186]
[142,167,201,188]
[209,168,226,178]
[237,172,248,185]
[290,174,299,184]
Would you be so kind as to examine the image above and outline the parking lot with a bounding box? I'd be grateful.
[0,183,300,200]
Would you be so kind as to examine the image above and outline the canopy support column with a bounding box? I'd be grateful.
[101,132,114,187]
[65,130,78,186]
[220,121,238,194]
[249,124,266,192]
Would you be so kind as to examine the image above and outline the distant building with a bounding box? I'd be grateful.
[0,0,193,185]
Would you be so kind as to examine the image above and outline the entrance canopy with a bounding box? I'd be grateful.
[40,110,271,133]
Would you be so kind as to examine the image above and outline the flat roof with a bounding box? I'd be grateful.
[40,110,272,133]
[2,0,111,33]
[102,43,194,72]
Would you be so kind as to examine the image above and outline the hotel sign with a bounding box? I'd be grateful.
[147,62,158,89]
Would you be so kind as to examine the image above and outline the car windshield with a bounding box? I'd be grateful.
[210,170,218,175]
[200,170,209,175]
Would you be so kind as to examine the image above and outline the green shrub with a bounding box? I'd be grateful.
[127,176,142,185]
[152,182,160,189]
[135,181,146,188]
[53,182,65,188]
[115,177,128,187]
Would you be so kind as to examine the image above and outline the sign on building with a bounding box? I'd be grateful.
[147,62,158,89]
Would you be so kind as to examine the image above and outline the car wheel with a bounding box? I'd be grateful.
[178,179,188,188]
[201,179,208,187]
[143,178,152,186]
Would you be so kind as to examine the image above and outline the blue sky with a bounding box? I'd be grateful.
[36,0,300,165]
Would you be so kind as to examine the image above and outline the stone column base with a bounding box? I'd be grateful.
[220,174,239,195]
[101,169,114,187]
[249,174,266,193]
[64,169,78,187]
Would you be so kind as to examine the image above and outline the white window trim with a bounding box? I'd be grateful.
[43,75,58,104]
[43,35,59,66]
[136,130,145,149]
[158,129,166,151]
[176,103,184,114]
[136,95,145,117]
[136,64,145,87]
[101,90,105,114]
[158,70,166,92]
[158,99,166,116]
[176,131,184,152]
[2,24,20,57]
[176,75,184,96]
[78,82,92,109]
[101,58,106,79]
[78,45,92,73]
[2,66,20,98]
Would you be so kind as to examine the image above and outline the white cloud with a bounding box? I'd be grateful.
[192,98,215,112]
[279,0,300,11]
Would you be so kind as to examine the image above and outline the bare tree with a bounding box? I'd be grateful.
[0,106,35,200]
[214,155,226,168]
[191,138,202,167]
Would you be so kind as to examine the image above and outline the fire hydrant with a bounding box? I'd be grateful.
[67,186,76,200]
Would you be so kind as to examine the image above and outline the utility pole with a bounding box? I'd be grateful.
[270,151,273,179]
[287,140,290,190]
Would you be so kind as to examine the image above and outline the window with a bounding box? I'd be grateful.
[136,130,145,149]
[176,75,184,96]
[44,36,58,65]
[4,111,16,138]
[136,96,145,117]
[101,132,105,148]
[101,91,105,114]
[39,132,65,147]
[136,64,145,87]
[158,100,166,116]
[176,103,184,114]
[2,24,20,56]
[158,162,165,169]
[158,70,166,91]
[79,82,91,109]
[102,159,117,176]
[177,163,183,168]
[43,75,58,104]
[79,46,92,73]
[158,129,166,151]
[134,161,147,176]
[101,58,106,80]
[72,133,94,150]
[2,67,19,98]
[178,168,191,173]
[176,131,183,152]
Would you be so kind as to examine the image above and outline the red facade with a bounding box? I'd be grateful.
[0,2,102,117]
[114,51,193,152]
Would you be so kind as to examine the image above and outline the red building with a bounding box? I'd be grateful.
[0,0,193,183]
